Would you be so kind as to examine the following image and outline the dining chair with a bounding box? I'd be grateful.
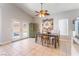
[51,29,60,48]
[41,34,50,46]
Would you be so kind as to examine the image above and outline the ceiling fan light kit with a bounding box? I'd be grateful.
[35,3,50,17]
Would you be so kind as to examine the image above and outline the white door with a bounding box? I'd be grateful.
[59,19,68,36]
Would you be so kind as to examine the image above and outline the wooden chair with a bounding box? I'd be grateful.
[41,34,50,46]
[51,34,60,48]
[57,34,60,46]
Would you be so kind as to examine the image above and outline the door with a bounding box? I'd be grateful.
[29,23,38,38]
[59,19,68,36]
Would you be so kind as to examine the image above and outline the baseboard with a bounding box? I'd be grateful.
[60,35,71,39]
[0,37,29,46]
[0,40,12,46]
[73,37,79,45]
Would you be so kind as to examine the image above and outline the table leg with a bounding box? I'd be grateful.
[57,37,59,46]
[54,37,57,48]
[52,38,54,45]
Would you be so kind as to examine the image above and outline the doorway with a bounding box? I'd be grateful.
[59,19,69,36]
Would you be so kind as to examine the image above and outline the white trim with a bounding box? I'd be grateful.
[0,37,28,46]
[60,35,71,39]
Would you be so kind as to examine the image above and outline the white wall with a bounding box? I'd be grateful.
[34,17,42,32]
[0,4,34,44]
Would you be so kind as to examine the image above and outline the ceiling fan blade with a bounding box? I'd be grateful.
[35,11,39,13]
[45,10,48,12]
[35,14,39,16]
[47,13,50,15]
[45,13,50,15]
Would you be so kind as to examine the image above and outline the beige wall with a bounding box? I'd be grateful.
[1,4,79,44]
[0,4,34,44]
[0,8,2,43]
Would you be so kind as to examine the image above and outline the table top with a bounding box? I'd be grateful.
[36,33,58,37]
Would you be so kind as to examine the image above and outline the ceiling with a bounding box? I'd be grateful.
[15,3,79,17]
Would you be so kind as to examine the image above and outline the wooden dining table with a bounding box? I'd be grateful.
[35,33,59,48]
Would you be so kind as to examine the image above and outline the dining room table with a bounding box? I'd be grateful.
[35,33,59,48]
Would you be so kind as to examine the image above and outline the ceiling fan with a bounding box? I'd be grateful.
[35,3,50,17]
